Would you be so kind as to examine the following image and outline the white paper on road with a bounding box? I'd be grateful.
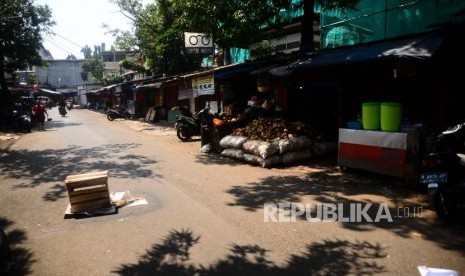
[111,191,148,208]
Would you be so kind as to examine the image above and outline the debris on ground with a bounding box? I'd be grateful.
[63,171,147,219]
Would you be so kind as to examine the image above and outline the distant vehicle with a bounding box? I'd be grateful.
[59,106,67,117]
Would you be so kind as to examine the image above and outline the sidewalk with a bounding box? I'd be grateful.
[123,119,176,135]
[0,131,23,153]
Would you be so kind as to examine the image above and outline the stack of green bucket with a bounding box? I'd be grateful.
[361,102,401,132]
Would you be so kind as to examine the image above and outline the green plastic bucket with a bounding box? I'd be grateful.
[381,102,402,132]
[362,102,380,130]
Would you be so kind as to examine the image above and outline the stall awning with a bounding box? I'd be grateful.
[136,82,164,90]
[213,64,257,79]
[293,33,443,69]
[39,88,63,95]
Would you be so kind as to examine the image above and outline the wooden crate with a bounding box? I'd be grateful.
[65,171,113,213]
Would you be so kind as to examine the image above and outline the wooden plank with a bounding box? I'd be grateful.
[68,191,111,204]
[67,186,109,197]
[71,198,113,213]
[65,173,107,184]
[65,171,108,181]
[65,171,113,213]
[65,176,108,190]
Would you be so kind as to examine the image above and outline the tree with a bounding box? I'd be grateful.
[109,0,203,75]
[81,43,108,83]
[81,45,92,59]
[81,55,105,83]
[102,72,124,85]
[0,0,54,95]
[250,40,276,60]
[66,54,77,60]
[110,0,295,75]
[108,0,361,76]
[298,0,360,52]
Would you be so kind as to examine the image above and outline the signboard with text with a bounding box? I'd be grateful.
[184,32,214,55]
[192,74,215,97]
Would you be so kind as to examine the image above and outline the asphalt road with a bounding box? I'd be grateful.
[0,107,464,275]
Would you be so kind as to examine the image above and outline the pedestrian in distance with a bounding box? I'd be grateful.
[32,100,48,131]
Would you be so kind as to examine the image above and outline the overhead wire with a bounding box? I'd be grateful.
[51,31,84,50]
[43,36,83,58]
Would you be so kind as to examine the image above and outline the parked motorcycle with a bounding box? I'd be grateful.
[12,103,31,133]
[420,122,465,221]
[12,110,31,133]
[59,106,67,117]
[174,107,213,141]
[107,106,131,121]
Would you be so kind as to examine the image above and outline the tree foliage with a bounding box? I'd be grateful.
[102,72,124,85]
[298,0,360,52]
[0,0,54,94]
[82,57,105,83]
[108,0,361,76]
[80,43,109,83]
[81,45,93,59]
[250,40,276,60]
[81,47,105,83]
[109,0,296,75]
[119,58,146,72]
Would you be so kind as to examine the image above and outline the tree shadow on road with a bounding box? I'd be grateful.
[225,162,465,256]
[0,143,159,202]
[0,217,35,276]
[113,228,386,275]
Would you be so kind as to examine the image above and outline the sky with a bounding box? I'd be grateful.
[34,0,143,59]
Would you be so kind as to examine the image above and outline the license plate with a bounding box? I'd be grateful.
[420,172,447,184]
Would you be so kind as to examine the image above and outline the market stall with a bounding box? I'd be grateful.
[338,102,420,187]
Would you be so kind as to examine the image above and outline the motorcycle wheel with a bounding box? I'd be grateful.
[177,127,192,141]
[107,113,115,121]
[433,191,457,222]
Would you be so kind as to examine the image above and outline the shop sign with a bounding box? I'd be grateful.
[184,32,214,55]
[192,74,215,97]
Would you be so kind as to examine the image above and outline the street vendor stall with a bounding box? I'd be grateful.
[338,128,420,185]
[338,102,420,187]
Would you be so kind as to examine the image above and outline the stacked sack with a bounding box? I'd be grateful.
[219,135,249,161]
[220,135,316,168]
[242,140,282,168]
[277,137,313,165]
